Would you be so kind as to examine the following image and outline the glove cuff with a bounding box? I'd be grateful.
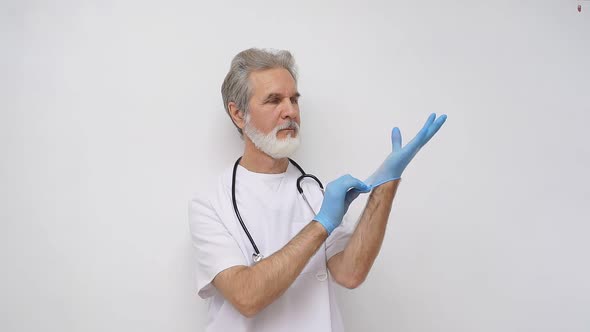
[313,214,337,236]
[369,176,402,189]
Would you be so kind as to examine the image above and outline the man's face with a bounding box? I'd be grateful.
[246,67,300,139]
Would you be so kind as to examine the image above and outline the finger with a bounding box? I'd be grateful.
[423,114,447,145]
[391,127,402,153]
[336,175,371,193]
[405,113,436,150]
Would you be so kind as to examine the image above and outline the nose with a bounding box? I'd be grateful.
[281,98,299,119]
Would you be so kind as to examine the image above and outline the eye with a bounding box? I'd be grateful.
[290,97,299,104]
[265,97,280,104]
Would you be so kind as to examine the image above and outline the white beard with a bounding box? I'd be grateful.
[243,114,301,159]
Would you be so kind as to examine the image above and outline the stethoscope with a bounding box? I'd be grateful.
[231,157,324,263]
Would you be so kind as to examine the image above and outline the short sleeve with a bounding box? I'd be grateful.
[188,195,248,299]
[325,213,357,260]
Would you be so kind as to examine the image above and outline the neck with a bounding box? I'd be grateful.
[240,137,289,174]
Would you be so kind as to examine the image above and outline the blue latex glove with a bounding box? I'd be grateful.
[365,113,447,188]
[314,175,371,235]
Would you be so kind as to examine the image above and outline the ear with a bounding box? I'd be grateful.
[228,102,246,130]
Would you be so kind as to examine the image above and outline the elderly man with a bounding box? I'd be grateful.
[188,48,446,332]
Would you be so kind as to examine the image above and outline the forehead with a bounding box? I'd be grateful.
[249,67,297,97]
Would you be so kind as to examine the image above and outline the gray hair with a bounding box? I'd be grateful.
[221,48,298,135]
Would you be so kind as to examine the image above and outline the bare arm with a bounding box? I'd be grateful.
[328,179,400,288]
[212,221,328,317]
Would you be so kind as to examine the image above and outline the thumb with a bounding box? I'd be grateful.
[344,188,365,206]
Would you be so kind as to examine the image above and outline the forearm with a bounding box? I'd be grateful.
[236,221,328,315]
[336,179,400,285]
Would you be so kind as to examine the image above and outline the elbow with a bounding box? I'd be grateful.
[342,277,364,290]
[240,306,260,318]
[339,273,366,290]
[238,307,258,318]
[233,295,262,318]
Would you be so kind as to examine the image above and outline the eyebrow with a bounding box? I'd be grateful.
[262,92,301,103]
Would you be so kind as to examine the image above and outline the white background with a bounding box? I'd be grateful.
[2,0,590,331]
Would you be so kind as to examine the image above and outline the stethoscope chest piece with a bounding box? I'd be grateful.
[252,253,264,263]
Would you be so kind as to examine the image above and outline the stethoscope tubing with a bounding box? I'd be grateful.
[232,157,323,263]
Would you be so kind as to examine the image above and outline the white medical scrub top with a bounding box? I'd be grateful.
[188,162,356,332]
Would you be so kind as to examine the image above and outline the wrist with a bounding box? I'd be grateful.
[310,220,330,237]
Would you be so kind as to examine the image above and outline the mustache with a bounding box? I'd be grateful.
[275,121,299,132]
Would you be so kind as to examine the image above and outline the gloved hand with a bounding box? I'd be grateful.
[365,113,447,188]
[314,175,371,235]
